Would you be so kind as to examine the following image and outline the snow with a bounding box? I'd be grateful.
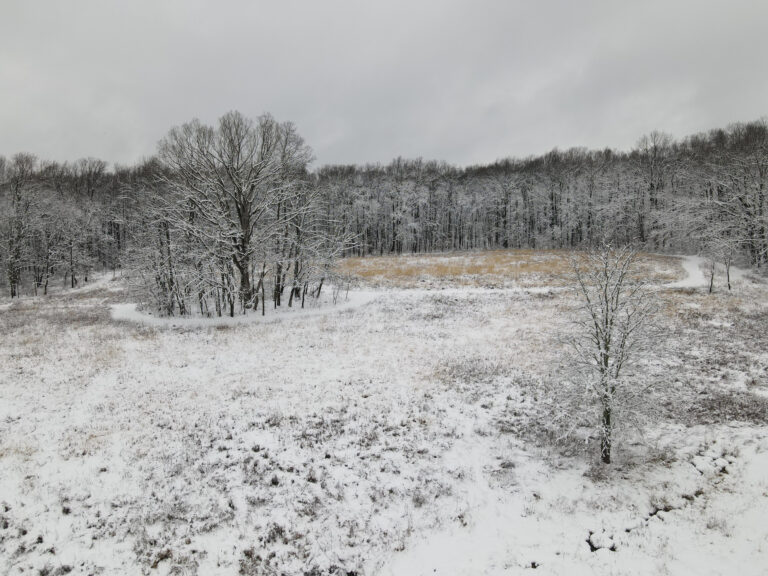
[664,255,709,289]
[382,425,768,576]
[110,288,379,328]
[665,254,750,290]
[1,253,767,575]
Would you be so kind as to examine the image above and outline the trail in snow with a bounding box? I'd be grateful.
[110,289,379,328]
[665,255,751,289]
[108,285,564,329]
[666,255,709,289]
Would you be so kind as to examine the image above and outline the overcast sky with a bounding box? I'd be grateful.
[1,0,767,168]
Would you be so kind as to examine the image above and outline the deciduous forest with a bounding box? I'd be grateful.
[2,116,766,314]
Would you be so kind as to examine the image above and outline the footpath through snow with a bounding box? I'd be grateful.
[110,289,379,328]
[666,255,709,289]
[666,254,751,289]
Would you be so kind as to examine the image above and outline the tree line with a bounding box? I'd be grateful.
[1,114,766,312]
[318,121,767,269]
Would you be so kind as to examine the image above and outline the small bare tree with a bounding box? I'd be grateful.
[569,242,654,464]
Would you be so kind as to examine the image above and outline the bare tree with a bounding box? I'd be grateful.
[157,111,312,313]
[1,153,37,297]
[72,157,108,200]
[569,242,654,464]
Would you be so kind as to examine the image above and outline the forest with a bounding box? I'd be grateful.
[1,114,767,315]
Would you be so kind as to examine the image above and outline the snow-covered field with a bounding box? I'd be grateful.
[1,254,767,575]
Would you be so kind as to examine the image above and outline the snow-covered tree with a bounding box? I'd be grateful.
[569,242,654,464]
[155,111,313,313]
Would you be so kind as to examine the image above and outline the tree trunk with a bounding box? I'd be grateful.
[70,243,77,288]
[601,403,612,464]
[261,270,266,316]
[235,256,252,310]
[274,262,282,307]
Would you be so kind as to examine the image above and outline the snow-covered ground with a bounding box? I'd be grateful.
[110,289,379,329]
[666,255,752,290]
[1,255,767,575]
[666,255,710,289]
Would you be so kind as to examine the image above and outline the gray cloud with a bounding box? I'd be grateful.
[1,0,767,167]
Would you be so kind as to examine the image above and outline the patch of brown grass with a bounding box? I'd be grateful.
[338,249,684,288]
[338,250,568,286]
[633,254,685,284]
[658,287,745,320]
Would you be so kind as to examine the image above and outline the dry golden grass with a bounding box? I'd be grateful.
[338,249,568,286]
[632,254,684,284]
[658,287,747,320]
[338,249,685,288]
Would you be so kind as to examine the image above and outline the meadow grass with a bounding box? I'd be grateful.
[338,249,684,287]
